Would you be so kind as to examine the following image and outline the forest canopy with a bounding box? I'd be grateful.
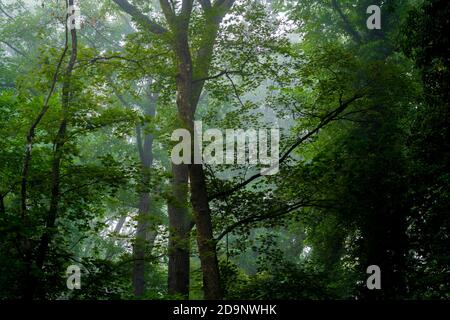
[0,0,448,300]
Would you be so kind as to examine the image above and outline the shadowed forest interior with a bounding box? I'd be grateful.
[0,0,448,300]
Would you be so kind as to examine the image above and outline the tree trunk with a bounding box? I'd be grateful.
[133,192,152,297]
[24,12,78,299]
[0,194,5,215]
[132,92,157,298]
[112,0,236,300]
[168,164,191,298]
[188,163,222,299]
[105,215,127,260]
[173,28,222,299]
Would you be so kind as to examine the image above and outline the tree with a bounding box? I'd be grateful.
[112,0,239,299]
[0,0,448,301]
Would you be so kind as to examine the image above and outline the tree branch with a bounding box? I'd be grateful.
[198,0,212,11]
[216,200,308,242]
[112,0,168,34]
[1,40,27,58]
[21,25,69,220]
[0,2,15,20]
[159,0,176,26]
[190,0,236,111]
[210,94,364,200]
[331,0,362,44]
[226,72,245,108]
[192,69,242,83]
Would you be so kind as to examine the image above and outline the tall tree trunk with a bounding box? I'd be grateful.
[113,0,236,300]
[133,192,152,297]
[132,92,157,298]
[24,6,78,299]
[173,26,222,299]
[113,216,127,235]
[168,163,191,298]
[110,79,159,297]
[188,163,222,299]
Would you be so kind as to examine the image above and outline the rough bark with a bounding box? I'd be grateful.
[187,163,222,299]
[170,18,222,298]
[168,164,191,298]
[167,1,235,300]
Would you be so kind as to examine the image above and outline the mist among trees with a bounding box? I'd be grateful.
[0,0,448,300]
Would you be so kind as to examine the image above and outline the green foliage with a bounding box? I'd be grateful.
[0,0,448,300]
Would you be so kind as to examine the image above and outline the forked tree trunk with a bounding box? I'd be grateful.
[112,0,236,300]
[173,28,222,299]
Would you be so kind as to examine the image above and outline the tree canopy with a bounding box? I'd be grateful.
[0,0,448,300]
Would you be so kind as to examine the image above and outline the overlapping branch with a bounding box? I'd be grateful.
[210,94,364,200]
